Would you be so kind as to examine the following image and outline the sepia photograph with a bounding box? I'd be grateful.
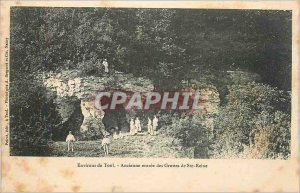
[1,1,299,192]
[9,7,292,159]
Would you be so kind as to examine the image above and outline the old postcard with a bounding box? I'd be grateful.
[1,0,299,192]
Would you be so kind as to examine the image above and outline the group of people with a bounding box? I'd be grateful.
[147,116,159,135]
[65,116,159,155]
[130,116,158,135]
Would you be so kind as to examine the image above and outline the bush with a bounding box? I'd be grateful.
[213,82,291,159]
[76,116,105,141]
[77,60,104,76]
[156,112,180,132]
[247,111,290,159]
[10,77,61,156]
[162,114,212,158]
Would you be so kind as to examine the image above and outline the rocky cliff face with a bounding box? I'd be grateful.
[37,71,226,139]
[37,70,154,139]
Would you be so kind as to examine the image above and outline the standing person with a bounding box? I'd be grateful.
[135,117,141,132]
[153,116,159,134]
[147,117,153,135]
[102,59,109,74]
[66,131,76,152]
[130,118,136,135]
[101,134,111,156]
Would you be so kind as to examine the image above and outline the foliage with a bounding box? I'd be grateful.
[10,8,291,90]
[76,116,105,141]
[213,82,291,159]
[76,60,104,76]
[10,75,61,156]
[246,111,291,159]
[161,113,212,158]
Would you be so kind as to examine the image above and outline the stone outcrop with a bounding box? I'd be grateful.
[38,69,250,138]
[37,70,154,136]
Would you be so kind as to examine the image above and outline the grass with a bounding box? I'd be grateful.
[50,133,192,158]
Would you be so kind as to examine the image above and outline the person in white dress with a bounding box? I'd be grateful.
[102,59,109,73]
[135,117,141,132]
[147,117,153,135]
[153,116,158,134]
[66,131,76,152]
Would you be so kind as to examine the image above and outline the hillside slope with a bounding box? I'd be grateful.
[50,133,193,158]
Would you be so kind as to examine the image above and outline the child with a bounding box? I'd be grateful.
[102,134,111,156]
[66,131,76,152]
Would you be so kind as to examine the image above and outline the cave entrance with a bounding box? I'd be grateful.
[102,108,129,134]
[52,97,84,141]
